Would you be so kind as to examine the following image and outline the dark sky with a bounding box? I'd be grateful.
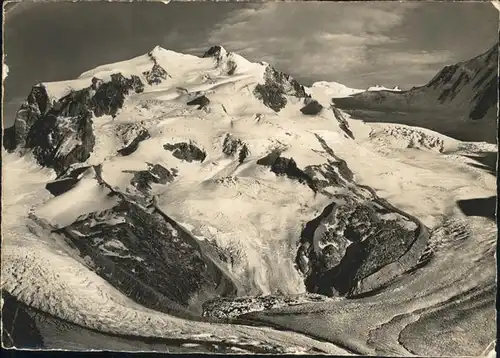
[2,0,498,127]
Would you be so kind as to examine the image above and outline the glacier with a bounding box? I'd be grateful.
[1,45,496,355]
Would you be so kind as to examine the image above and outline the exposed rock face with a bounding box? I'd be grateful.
[142,63,169,86]
[3,125,16,151]
[57,200,235,315]
[5,45,435,326]
[91,73,144,117]
[296,194,428,297]
[42,168,237,316]
[222,134,243,156]
[257,141,353,195]
[300,99,323,115]
[469,68,497,120]
[222,134,249,164]
[127,163,176,193]
[332,106,355,139]
[13,85,52,148]
[253,66,309,112]
[164,141,207,162]
[117,128,150,156]
[45,166,91,196]
[187,95,210,110]
[203,45,224,58]
[11,73,145,175]
[25,102,96,175]
[238,144,250,164]
[257,150,317,192]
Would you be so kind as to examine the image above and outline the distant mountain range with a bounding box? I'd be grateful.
[332,43,498,143]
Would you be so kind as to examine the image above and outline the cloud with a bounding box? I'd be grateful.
[203,2,455,88]
[383,51,453,66]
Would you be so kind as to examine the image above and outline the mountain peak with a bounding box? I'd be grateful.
[202,45,228,59]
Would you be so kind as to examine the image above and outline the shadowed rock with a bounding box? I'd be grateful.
[53,198,237,316]
[3,125,16,151]
[296,194,427,297]
[253,66,309,112]
[142,63,169,86]
[238,144,250,164]
[91,73,144,117]
[164,142,207,162]
[203,45,224,58]
[127,163,176,193]
[1,291,44,349]
[222,134,243,156]
[45,166,92,196]
[25,107,96,175]
[333,44,498,143]
[257,151,317,192]
[187,95,210,110]
[13,85,52,149]
[457,196,496,220]
[13,73,145,175]
[331,107,355,139]
[117,129,150,156]
[222,134,250,164]
[300,99,323,115]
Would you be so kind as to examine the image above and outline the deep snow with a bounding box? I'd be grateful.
[2,46,496,354]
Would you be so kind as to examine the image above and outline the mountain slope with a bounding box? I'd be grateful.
[332,43,498,143]
[1,45,496,354]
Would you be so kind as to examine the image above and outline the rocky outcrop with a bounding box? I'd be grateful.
[253,66,309,112]
[3,125,16,151]
[331,107,355,139]
[45,166,91,196]
[164,141,207,162]
[203,45,225,59]
[296,194,428,297]
[187,95,210,110]
[13,85,52,149]
[238,144,250,164]
[142,62,169,86]
[222,134,249,164]
[127,163,176,193]
[257,138,353,195]
[90,73,144,117]
[12,73,145,175]
[300,99,323,115]
[25,102,96,175]
[42,169,238,316]
[222,134,242,156]
[117,128,150,156]
[257,150,317,192]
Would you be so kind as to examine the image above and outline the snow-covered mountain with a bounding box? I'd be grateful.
[308,81,402,102]
[2,45,496,355]
[333,43,498,143]
[366,84,402,92]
